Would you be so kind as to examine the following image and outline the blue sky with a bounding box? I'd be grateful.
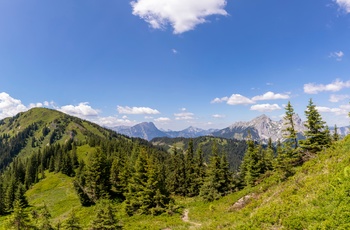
[0,0,350,130]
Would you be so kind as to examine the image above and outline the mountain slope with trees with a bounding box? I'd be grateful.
[0,101,349,229]
[151,136,247,171]
[0,108,239,229]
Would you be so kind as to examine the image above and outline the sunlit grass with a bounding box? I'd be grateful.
[2,135,350,229]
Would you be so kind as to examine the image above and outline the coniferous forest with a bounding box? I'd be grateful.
[0,99,349,229]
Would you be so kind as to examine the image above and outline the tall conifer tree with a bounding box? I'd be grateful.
[240,134,263,186]
[0,177,5,215]
[124,149,170,215]
[333,124,340,142]
[6,199,32,230]
[281,101,302,168]
[85,149,110,203]
[63,209,82,230]
[283,101,298,149]
[185,139,196,197]
[199,141,223,202]
[166,146,186,196]
[89,200,122,230]
[300,99,330,153]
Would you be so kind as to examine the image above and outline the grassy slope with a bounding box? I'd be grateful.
[6,135,346,229]
[186,135,350,229]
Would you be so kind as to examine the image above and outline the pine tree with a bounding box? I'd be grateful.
[275,140,294,179]
[124,149,170,215]
[71,143,79,168]
[89,200,122,230]
[333,124,340,142]
[74,160,94,207]
[0,177,5,215]
[166,146,186,196]
[12,158,26,184]
[185,139,196,197]
[14,183,28,209]
[300,99,330,153]
[62,209,82,230]
[218,153,232,195]
[61,152,75,177]
[124,148,149,215]
[6,199,32,230]
[38,204,54,230]
[281,101,302,168]
[54,152,63,173]
[192,147,205,196]
[240,135,264,187]
[39,163,45,180]
[48,157,55,172]
[4,177,17,212]
[324,126,332,145]
[110,156,128,200]
[283,101,298,149]
[24,155,38,189]
[262,138,274,172]
[84,149,111,203]
[199,141,223,202]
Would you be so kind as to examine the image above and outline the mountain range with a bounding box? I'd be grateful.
[111,114,350,142]
[112,122,216,141]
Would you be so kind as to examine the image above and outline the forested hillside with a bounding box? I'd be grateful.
[0,100,349,229]
[0,108,240,229]
[151,136,247,171]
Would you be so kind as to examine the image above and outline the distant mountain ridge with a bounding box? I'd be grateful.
[112,123,216,141]
[165,126,217,138]
[112,114,349,142]
[113,122,168,141]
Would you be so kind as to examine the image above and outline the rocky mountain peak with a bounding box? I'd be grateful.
[215,113,307,143]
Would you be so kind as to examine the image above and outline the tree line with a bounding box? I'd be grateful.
[239,99,341,187]
[0,98,347,229]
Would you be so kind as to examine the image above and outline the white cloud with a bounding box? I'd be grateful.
[154,117,171,122]
[172,49,178,54]
[340,104,350,110]
[117,106,160,115]
[0,92,28,119]
[250,104,281,112]
[44,101,56,107]
[227,94,255,105]
[316,106,349,115]
[95,116,134,127]
[59,102,100,117]
[211,96,228,104]
[174,112,194,120]
[29,103,43,109]
[251,91,290,101]
[329,94,349,102]
[329,51,344,61]
[212,92,289,106]
[336,0,350,13]
[131,0,228,34]
[212,114,225,118]
[304,79,350,94]
[316,106,342,114]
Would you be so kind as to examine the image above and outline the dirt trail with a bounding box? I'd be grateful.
[182,209,202,228]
